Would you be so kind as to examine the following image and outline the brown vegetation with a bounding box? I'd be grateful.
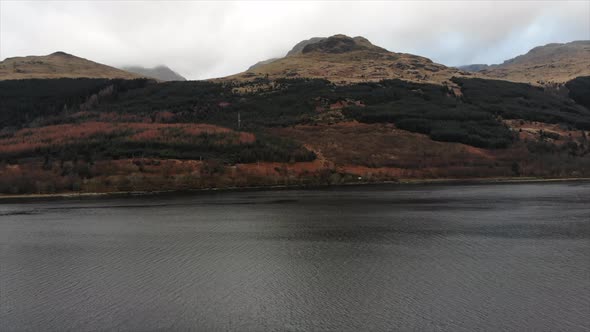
[270,121,590,180]
[4,120,589,195]
[504,119,589,145]
[0,122,254,156]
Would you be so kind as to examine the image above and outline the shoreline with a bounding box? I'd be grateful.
[1,177,589,201]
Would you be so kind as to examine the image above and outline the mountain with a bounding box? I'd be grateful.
[121,65,186,81]
[479,41,590,84]
[228,34,467,85]
[0,52,143,80]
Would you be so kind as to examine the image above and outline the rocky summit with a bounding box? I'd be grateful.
[225,34,466,85]
[300,35,387,54]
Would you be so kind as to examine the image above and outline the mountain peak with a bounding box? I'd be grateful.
[227,34,462,85]
[300,34,387,54]
[50,51,75,57]
[248,34,387,70]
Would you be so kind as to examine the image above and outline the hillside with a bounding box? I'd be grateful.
[121,65,186,81]
[0,52,144,80]
[1,76,590,195]
[2,37,590,195]
[477,41,590,84]
[225,34,469,85]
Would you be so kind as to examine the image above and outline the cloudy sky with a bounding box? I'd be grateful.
[1,1,589,79]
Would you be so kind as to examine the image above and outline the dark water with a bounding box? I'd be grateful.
[1,182,589,331]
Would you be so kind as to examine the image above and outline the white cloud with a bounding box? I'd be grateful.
[1,0,588,79]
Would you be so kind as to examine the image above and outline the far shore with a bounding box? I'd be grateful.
[1,177,589,201]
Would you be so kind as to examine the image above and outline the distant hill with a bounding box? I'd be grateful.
[227,34,468,85]
[479,41,590,84]
[121,65,186,81]
[457,64,492,72]
[0,52,143,80]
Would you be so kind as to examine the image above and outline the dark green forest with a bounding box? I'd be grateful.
[1,76,589,160]
[0,78,152,128]
[454,77,590,130]
[566,76,590,110]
